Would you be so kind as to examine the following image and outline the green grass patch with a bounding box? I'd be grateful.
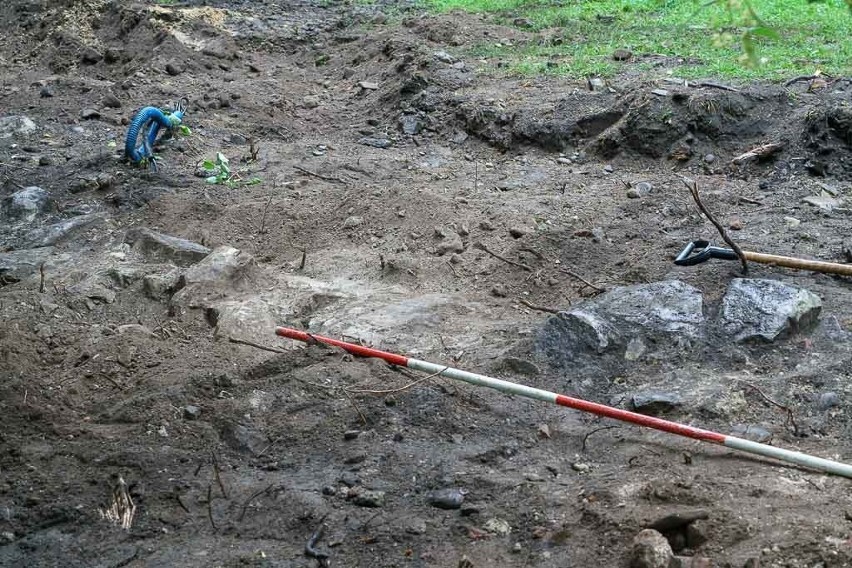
[428,0,852,80]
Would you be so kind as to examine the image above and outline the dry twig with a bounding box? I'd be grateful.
[731,142,785,165]
[228,336,286,354]
[238,484,273,522]
[99,475,136,530]
[211,452,228,498]
[476,242,532,272]
[206,485,217,532]
[581,425,621,452]
[294,165,346,184]
[683,178,748,275]
[741,381,799,435]
[519,298,562,314]
[559,268,605,293]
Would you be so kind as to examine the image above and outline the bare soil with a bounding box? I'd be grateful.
[2,1,852,567]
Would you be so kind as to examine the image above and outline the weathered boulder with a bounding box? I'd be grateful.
[721,278,821,342]
[0,247,61,282]
[170,246,258,308]
[630,529,674,568]
[18,214,104,248]
[1,187,52,223]
[143,268,182,300]
[124,227,211,267]
[537,280,704,365]
[0,115,37,139]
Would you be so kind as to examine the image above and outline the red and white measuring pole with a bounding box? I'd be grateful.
[275,326,852,479]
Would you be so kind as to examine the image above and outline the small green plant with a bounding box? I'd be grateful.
[202,152,262,188]
[178,124,192,136]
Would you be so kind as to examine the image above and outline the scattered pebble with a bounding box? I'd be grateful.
[483,518,511,536]
[427,488,465,510]
[358,81,379,90]
[491,283,508,297]
[322,486,336,496]
[183,405,201,420]
[344,430,361,440]
[352,490,385,508]
[342,216,364,229]
[730,424,772,443]
[103,93,122,108]
[817,392,840,411]
[509,226,528,238]
[80,108,101,120]
[612,48,633,61]
[784,216,801,228]
[631,392,682,415]
[571,462,590,473]
[703,154,716,164]
[166,62,184,76]
[651,89,670,97]
[479,220,495,231]
[40,85,54,98]
[358,136,392,149]
[631,529,674,568]
[433,50,456,64]
[603,164,614,173]
[729,218,744,231]
[302,95,321,109]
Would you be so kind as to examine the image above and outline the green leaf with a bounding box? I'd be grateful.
[205,176,220,184]
[179,125,192,136]
[749,26,779,40]
[245,177,263,186]
[216,152,229,167]
[107,140,117,148]
[202,160,216,171]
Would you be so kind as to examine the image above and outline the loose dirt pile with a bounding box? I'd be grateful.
[2,1,852,567]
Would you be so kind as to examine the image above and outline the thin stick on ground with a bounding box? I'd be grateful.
[559,268,605,293]
[39,262,46,293]
[259,195,273,234]
[346,366,450,395]
[293,165,346,184]
[476,242,532,272]
[741,381,799,435]
[211,452,228,498]
[237,483,273,522]
[228,336,286,354]
[519,298,562,314]
[206,485,217,532]
[299,249,307,270]
[342,388,368,425]
[683,178,748,275]
[581,425,621,452]
[696,81,740,92]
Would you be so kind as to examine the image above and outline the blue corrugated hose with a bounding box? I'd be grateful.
[124,99,187,164]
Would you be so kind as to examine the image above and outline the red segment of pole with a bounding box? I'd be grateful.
[553,395,726,443]
[275,327,410,367]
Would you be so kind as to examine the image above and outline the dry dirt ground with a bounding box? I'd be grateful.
[2,1,852,567]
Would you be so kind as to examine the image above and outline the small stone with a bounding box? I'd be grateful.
[627,181,652,199]
[502,357,540,376]
[166,62,184,76]
[229,133,247,145]
[125,228,210,266]
[479,220,495,231]
[406,518,428,534]
[571,462,590,473]
[80,108,101,120]
[603,164,614,173]
[103,93,121,108]
[344,452,367,464]
[358,81,379,90]
[490,283,508,298]
[358,136,392,149]
[433,50,456,64]
[0,115,37,138]
[436,230,463,256]
[612,48,633,61]
[729,219,744,231]
[631,529,674,568]
[730,424,772,443]
[703,154,716,164]
[631,392,682,415]
[352,490,385,508]
[322,486,336,496]
[339,472,359,487]
[399,114,421,135]
[817,392,840,411]
[81,47,103,64]
[39,155,53,166]
[557,157,572,165]
[513,542,523,553]
[302,95,321,109]
[40,85,54,98]
[483,518,511,536]
[651,89,669,97]
[802,194,844,212]
[624,337,647,361]
[784,216,801,228]
[183,405,201,420]
[1,532,15,544]
[509,226,528,238]
[342,67,355,79]
[343,216,364,229]
[587,77,606,91]
[157,425,169,438]
[538,424,551,438]
[344,430,361,440]
[427,488,464,510]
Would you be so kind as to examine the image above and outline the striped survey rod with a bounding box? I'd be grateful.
[275,326,852,479]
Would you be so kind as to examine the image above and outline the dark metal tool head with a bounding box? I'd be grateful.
[674,240,739,266]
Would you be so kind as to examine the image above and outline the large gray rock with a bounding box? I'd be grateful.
[0,247,58,281]
[630,529,674,568]
[1,187,52,223]
[0,116,37,139]
[18,214,104,248]
[537,280,704,364]
[171,246,258,308]
[124,227,211,267]
[721,279,821,342]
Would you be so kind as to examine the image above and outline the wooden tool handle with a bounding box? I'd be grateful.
[744,251,852,276]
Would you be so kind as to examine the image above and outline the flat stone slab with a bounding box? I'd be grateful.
[124,227,211,267]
